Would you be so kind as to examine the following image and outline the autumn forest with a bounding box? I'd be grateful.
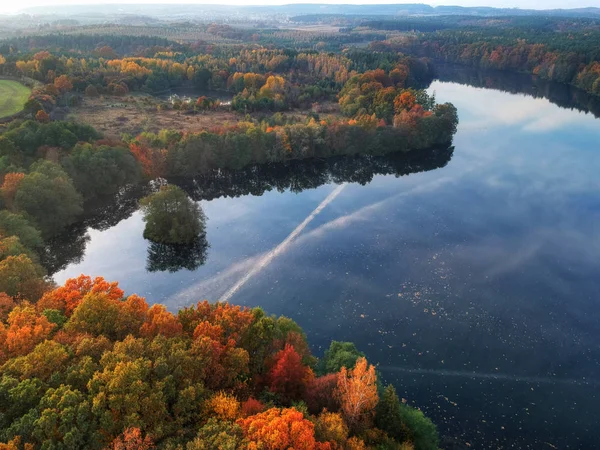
[0,3,598,449]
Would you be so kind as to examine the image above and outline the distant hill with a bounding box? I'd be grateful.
[19,3,600,19]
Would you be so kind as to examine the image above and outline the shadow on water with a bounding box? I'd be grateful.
[43,145,454,275]
[434,63,600,119]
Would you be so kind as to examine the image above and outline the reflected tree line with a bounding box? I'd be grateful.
[435,63,600,119]
[43,145,454,275]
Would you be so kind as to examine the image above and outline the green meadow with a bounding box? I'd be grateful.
[0,80,31,119]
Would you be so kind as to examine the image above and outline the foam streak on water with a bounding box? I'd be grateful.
[378,365,599,387]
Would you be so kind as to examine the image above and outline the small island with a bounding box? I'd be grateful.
[140,185,206,245]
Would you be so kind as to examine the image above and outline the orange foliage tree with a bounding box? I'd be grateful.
[139,304,182,338]
[53,75,73,93]
[33,51,51,61]
[35,110,50,123]
[2,303,55,358]
[129,143,166,178]
[335,357,378,428]
[109,428,154,450]
[1,173,25,210]
[0,437,34,450]
[0,293,15,322]
[180,300,254,344]
[37,275,124,316]
[237,407,332,450]
[394,91,416,113]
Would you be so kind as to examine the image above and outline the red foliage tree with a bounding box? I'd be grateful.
[241,397,265,417]
[306,373,340,414]
[268,343,312,402]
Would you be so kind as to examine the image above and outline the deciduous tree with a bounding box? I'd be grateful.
[3,303,55,357]
[268,343,312,402]
[335,357,378,429]
[237,407,327,450]
[35,110,50,123]
[109,428,154,450]
[1,173,25,210]
[54,75,73,93]
[37,275,124,316]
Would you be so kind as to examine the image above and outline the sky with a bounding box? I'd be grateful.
[2,0,599,15]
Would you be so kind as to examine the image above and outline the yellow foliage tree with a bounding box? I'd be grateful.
[314,411,348,448]
[207,392,240,421]
[335,357,378,428]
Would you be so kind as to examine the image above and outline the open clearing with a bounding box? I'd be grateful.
[69,94,340,138]
[69,95,242,139]
[0,80,31,119]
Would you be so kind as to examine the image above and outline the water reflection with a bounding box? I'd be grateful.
[41,223,90,275]
[435,63,600,119]
[146,239,209,273]
[173,144,454,201]
[44,146,453,275]
[42,184,150,275]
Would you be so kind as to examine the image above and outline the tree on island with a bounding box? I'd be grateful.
[139,185,206,245]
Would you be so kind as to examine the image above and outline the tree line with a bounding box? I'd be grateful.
[375,19,600,96]
[0,42,438,113]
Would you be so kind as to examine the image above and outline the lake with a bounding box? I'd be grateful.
[53,68,600,449]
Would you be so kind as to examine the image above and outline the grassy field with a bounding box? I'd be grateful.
[0,80,31,119]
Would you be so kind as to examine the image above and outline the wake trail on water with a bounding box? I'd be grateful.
[220,183,347,302]
[378,365,599,387]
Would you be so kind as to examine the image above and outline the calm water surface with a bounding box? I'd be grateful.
[55,74,600,449]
